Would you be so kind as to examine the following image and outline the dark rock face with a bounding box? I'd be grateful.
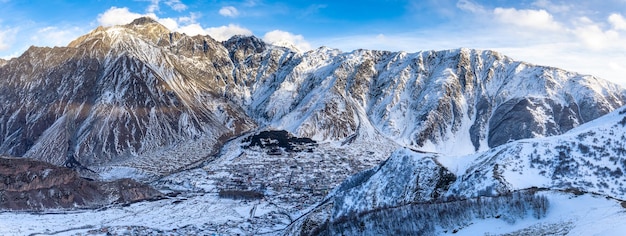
[488,98,590,147]
[0,156,161,210]
[223,35,267,63]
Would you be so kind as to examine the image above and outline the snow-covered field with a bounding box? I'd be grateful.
[0,130,397,235]
[2,188,624,235]
[451,192,626,236]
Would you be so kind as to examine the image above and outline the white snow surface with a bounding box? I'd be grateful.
[449,192,626,236]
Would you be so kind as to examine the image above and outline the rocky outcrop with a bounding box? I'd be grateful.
[0,156,161,210]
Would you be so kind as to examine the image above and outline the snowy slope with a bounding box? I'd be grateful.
[447,106,626,199]
[288,105,626,235]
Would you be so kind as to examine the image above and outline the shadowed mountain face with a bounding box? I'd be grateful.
[0,156,161,210]
[0,18,256,174]
[0,17,624,174]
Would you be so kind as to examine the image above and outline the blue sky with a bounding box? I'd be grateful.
[1,0,625,85]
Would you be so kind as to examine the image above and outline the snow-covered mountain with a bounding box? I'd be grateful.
[225,39,625,155]
[288,105,626,235]
[0,18,256,177]
[0,17,623,175]
[1,17,626,235]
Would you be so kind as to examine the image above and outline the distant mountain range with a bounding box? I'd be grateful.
[0,17,625,235]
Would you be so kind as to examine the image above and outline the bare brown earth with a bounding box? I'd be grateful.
[0,156,162,211]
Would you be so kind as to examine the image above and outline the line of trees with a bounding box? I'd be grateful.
[312,190,549,236]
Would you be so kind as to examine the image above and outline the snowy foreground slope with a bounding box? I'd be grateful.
[286,106,626,235]
[2,108,626,235]
[1,17,626,235]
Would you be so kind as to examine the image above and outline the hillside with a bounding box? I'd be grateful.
[288,106,626,235]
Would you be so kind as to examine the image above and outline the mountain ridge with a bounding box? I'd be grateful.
[0,17,624,177]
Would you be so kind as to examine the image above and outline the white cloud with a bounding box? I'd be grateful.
[609,13,626,30]
[205,24,252,41]
[456,0,486,14]
[165,0,187,12]
[263,30,312,52]
[178,12,200,24]
[493,8,562,31]
[146,0,160,13]
[30,26,85,47]
[177,23,206,36]
[532,0,571,13]
[219,6,240,18]
[573,18,622,50]
[97,7,156,26]
[157,17,179,30]
[0,27,17,51]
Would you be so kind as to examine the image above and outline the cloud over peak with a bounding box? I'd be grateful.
[0,27,17,51]
[263,30,311,52]
[205,24,252,41]
[97,7,155,27]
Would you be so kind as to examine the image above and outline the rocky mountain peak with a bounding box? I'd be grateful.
[124,16,169,33]
[223,35,267,62]
[121,17,171,44]
[223,35,266,53]
[128,16,159,26]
